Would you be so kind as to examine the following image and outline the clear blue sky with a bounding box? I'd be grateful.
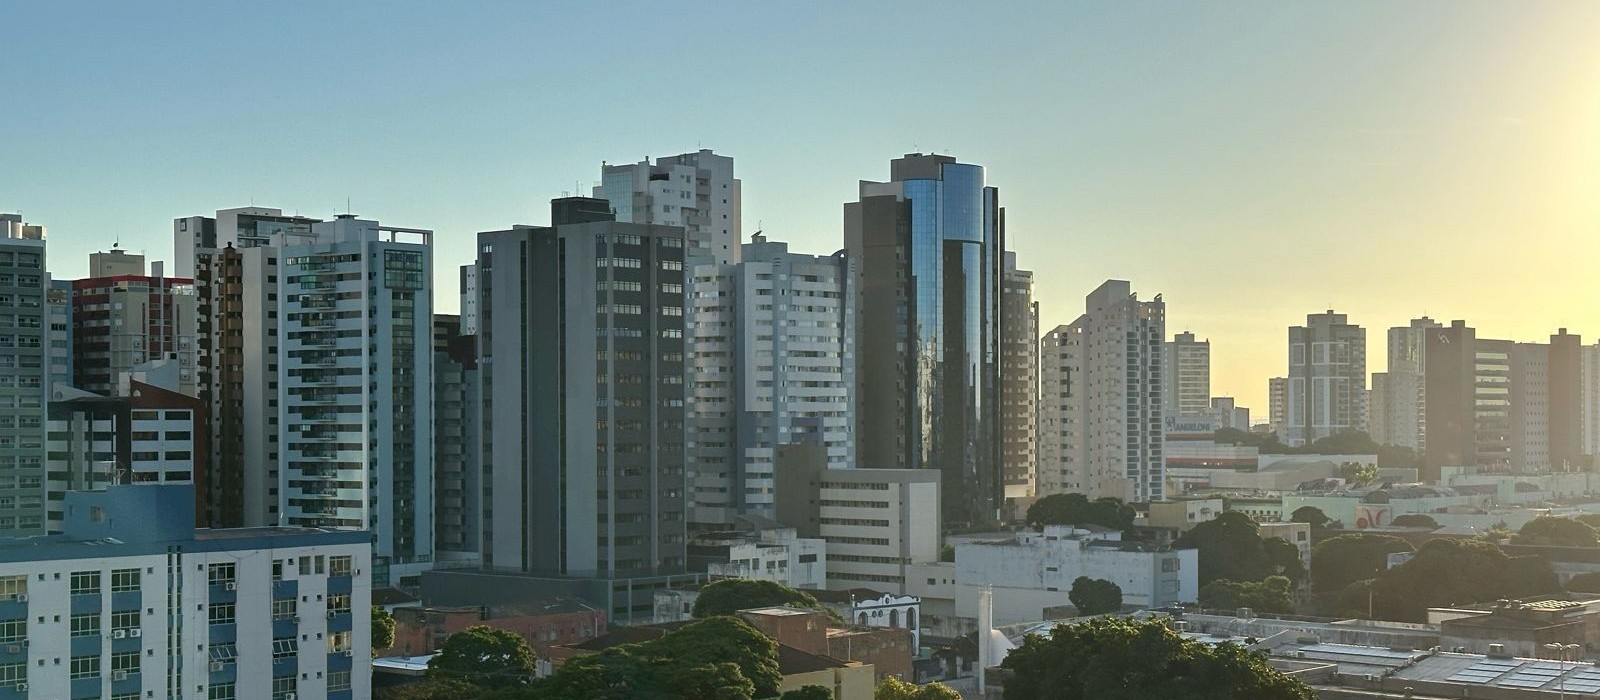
[5,1,1599,410]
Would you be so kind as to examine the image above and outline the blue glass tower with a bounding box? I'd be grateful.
[845,154,1004,526]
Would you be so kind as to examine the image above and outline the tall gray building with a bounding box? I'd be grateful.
[477,197,687,576]
[432,314,480,561]
[686,233,854,529]
[1163,331,1211,419]
[845,153,1004,526]
[1285,310,1367,446]
[0,214,48,535]
[595,149,741,265]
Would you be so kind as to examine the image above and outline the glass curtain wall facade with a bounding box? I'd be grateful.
[846,154,1002,526]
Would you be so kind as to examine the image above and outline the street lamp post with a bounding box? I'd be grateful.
[1544,642,1583,700]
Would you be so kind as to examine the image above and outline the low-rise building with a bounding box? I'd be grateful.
[0,483,371,700]
[1429,595,1600,657]
[688,527,827,590]
[953,526,1198,625]
[387,598,605,657]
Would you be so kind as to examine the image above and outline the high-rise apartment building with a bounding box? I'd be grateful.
[1037,324,1085,497]
[1284,310,1366,446]
[1583,342,1600,459]
[71,250,199,397]
[1371,317,1439,450]
[183,207,322,528]
[685,233,854,529]
[1163,331,1210,419]
[432,314,480,562]
[1268,377,1288,434]
[458,264,479,335]
[845,153,1004,525]
[0,214,48,536]
[45,278,72,395]
[477,198,687,576]
[1078,281,1166,501]
[595,149,741,264]
[1548,329,1583,470]
[280,214,433,588]
[1000,253,1038,501]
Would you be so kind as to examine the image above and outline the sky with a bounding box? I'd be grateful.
[4,1,1599,412]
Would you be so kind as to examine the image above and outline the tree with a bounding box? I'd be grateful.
[427,626,536,688]
[1198,576,1294,614]
[1173,511,1273,586]
[374,679,480,700]
[782,686,834,700]
[372,606,396,654]
[875,677,962,700]
[1390,514,1438,529]
[1574,514,1600,529]
[1309,534,1414,594]
[527,617,780,700]
[1068,577,1123,615]
[939,544,955,562]
[1025,493,1135,530]
[1359,538,1561,622]
[1512,516,1600,547]
[1289,506,1330,531]
[1338,462,1378,486]
[1262,537,1305,584]
[1568,572,1600,593]
[1000,617,1316,700]
[692,578,832,620]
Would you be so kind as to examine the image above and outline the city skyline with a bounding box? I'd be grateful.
[7,1,1600,411]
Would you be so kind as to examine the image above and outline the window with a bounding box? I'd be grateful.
[326,556,352,578]
[69,571,100,595]
[0,576,22,598]
[110,651,139,674]
[272,598,297,621]
[208,563,236,585]
[328,670,351,691]
[110,568,140,593]
[271,677,296,700]
[0,620,21,642]
[209,644,237,663]
[110,610,139,631]
[328,631,351,653]
[70,613,99,638]
[0,663,23,684]
[209,603,235,625]
[70,655,99,680]
[209,683,236,700]
[272,637,297,661]
[327,594,351,614]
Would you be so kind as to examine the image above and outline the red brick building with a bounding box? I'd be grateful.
[386,598,605,656]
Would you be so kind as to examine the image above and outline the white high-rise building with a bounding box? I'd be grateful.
[1037,324,1085,497]
[1285,310,1367,446]
[457,264,478,336]
[1040,281,1165,502]
[0,483,371,700]
[1163,331,1210,419]
[280,215,433,589]
[687,233,854,528]
[595,149,741,265]
[1372,317,1439,449]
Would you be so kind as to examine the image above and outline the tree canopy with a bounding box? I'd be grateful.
[1199,576,1294,614]
[1025,493,1136,530]
[1173,511,1274,585]
[999,617,1316,700]
[372,606,396,654]
[1339,462,1378,486]
[1310,534,1415,594]
[1389,514,1438,529]
[1212,429,1416,468]
[1511,516,1600,547]
[1351,538,1560,622]
[693,578,834,620]
[781,686,834,700]
[1289,506,1330,530]
[427,626,537,688]
[875,677,962,700]
[1068,577,1123,615]
[1262,537,1306,584]
[527,616,781,700]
